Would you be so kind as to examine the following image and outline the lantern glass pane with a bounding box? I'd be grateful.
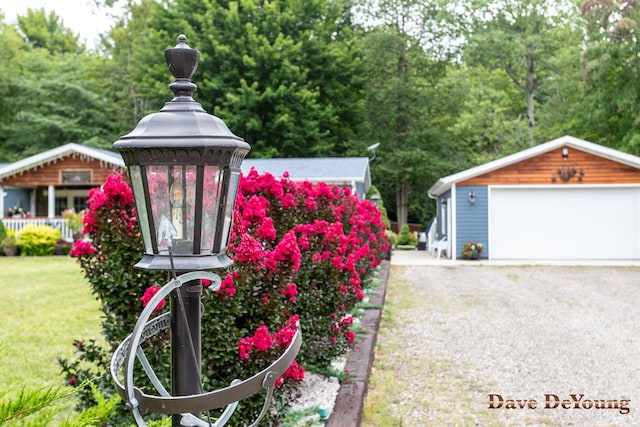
[169,166,197,246]
[129,165,152,254]
[146,165,171,253]
[183,166,197,244]
[201,165,222,253]
[219,171,240,252]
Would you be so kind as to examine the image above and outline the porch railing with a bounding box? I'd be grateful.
[1,218,74,241]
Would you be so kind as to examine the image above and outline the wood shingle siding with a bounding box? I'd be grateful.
[458,147,640,186]
[0,156,122,187]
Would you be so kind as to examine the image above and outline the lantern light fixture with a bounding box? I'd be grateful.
[113,35,250,272]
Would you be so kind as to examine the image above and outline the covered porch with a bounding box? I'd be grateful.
[0,143,126,239]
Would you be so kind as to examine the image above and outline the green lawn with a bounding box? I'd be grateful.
[0,256,103,392]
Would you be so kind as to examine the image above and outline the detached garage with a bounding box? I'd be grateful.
[428,135,640,260]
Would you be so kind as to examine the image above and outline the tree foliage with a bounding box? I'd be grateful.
[578,0,640,153]
[17,8,82,55]
[6,0,640,225]
[354,0,460,227]
[0,9,118,161]
[102,0,365,158]
[459,0,582,146]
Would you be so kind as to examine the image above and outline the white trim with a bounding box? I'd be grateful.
[490,183,640,190]
[450,184,456,259]
[488,187,493,260]
[428,135,640,197]
[48,185,55,219]
[0,186,4,219]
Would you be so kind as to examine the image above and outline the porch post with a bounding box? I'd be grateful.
[48,185,55,218]
[0,186,5,219]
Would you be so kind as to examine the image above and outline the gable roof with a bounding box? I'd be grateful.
[241,157,371,182]
[428,135,640,196]
[0,143,125,180]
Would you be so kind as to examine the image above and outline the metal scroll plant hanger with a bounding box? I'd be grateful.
[110,218,302,426]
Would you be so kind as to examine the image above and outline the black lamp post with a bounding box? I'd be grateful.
[113,35,249,427]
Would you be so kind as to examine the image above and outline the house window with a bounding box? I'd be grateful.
[73,196,89,212]
[53,191,91,216]
[440,201,447,235]
[55,197,68,216]
[61,171,91,184]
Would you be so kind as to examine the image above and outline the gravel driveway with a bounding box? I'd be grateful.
[363,264,640,426]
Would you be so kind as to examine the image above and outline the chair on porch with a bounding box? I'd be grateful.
[432,237,448,259]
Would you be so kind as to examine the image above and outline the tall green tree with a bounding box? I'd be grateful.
[354,0,459,228]
[0,15,25,129]
[0,50,119,160]
[101,0,173,132]
[458,0,581,146]
[357,33,455,227]
[104,0,365,158]
[0,10,118,161]
[17,8,82,54]
[444,64,530,162]
[578,0,640,153]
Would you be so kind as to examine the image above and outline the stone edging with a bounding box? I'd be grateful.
[325,260,390,426]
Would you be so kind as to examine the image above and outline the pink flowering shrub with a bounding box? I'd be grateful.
[220,169,389,373]
[60,174,165,421]
[62,171,388,425]
[68,174,165,338]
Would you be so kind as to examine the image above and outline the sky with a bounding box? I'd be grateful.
[0,0,121,49]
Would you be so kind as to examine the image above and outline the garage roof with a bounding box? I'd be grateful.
[428,135,640,197]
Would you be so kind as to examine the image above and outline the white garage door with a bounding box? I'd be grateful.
[490,187,640,260]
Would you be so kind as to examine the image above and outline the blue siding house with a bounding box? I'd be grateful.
[455,185,489,258]
[428,136,640,260]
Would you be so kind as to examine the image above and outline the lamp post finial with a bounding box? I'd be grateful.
[165,34,200,98]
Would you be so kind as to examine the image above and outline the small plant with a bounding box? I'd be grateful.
[17,224,61,256]
[0,221,7,256]
[2,233,18,256]
[0,219,7,240]
[6,205,29,218]
[63,208,85,240]
[396,224,417,247]
[54,238,73,255]
[462,242,484,259]
[385,230,397,248]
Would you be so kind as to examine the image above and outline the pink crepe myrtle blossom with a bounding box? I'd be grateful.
[69,240,96,257]
[140,285,166,310]
[280,283,298,303]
